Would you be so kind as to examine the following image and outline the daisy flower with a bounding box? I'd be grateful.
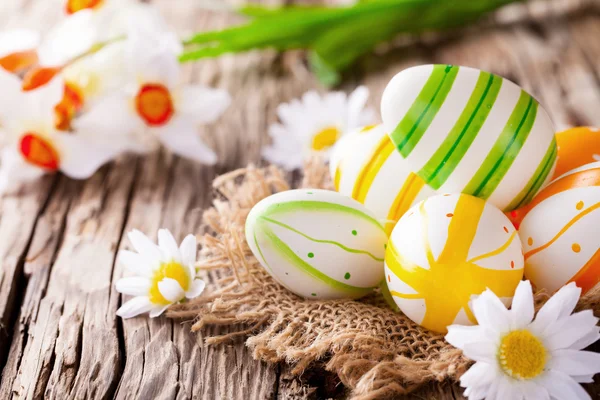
[446,280,600,400]
[115,229,206,319]
[0,29,40,73]
[74,21,230,164]
[0,71,127,192]
[262,86,375,170]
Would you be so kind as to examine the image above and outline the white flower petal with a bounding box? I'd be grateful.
[157,116,217,164]
[58,134,124,179]
[569,330,600,351]
[530,282,581,335]
[346,85,375,129]
[0,147,46,194]
[471,289,511,334]
[0,68,26,121]
[510,280,534,329]
[157,278,185,303]
[119,249,152,276]
[0,29,40,57]
[115,277,150,296]
[128,229,162,267]
[38,11,99,65]
[539,370,591,400]
[460,362,499,388]
[572,375,595,383]
[149,304,169,318]
[116,296,153,319]
[544,310,599,350]
[445,324,487,349]
[179,234,197,267]
[158,229,180,262]
[461,341,497,364]
[519,380,549,400]
[463,384,489,400]
[177,86,231,124]
[496,376,522,400]
[186,279,205,299]
[28,75,65,124]
[549,349,600,376]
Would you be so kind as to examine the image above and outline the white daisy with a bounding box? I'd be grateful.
[0,71,127,192]
[446,280,600,400]
[74,21,230,165]
[115,229,206,319]
[262,86,376,170]
[0,29,40,73]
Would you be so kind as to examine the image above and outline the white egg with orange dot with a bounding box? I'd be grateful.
[520,161,600,295]
[385,193,524,333]
[329,124,434,235]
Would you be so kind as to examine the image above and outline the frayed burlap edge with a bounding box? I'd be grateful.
[168,158,599,400]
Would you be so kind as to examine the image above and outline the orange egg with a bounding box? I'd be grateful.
[554,127,600,179]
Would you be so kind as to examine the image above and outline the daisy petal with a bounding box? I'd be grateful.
[569,330,600,351]
[59,135,124,179]
[149,305,169,318]
[158,229,180,262]
[510,280,534,329]
[549,349,600,376]
[545,310,599,350]
[460,362,499,388]
[157,278,185,303]
[179,234,197,267]
[177,85,231,124]
[115,277,150,296]
[118,250,152,276]
[116,296,153,319]
[157,116,217,164]
[471,289,511,334]
[539,370,591,400]
[572,375,595,383]
[519,381,549,400]
[461,341,497,364]
[445,324,486,349]
[186,279,205,299]
[530,282,581,335]
[496,376,521,400]
[128,229,162,266]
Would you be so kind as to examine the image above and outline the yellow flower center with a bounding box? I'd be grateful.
[66,0,104,14]
[148,261,190,305]
[311,126,340,151]
[498,329,547,380]
[135,83,174,127]
[20,133,60,171]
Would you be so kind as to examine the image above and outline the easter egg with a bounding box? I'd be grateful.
[520,161,600,295]
[385,193,524,333]
[330,124,435,234]
[381,64,557,212]
[554,126,600,179]
[246,189,388,299]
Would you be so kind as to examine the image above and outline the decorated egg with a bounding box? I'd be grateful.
[330,124,434,234]
[554,126,600,179]
[246,189,388,299]
[381,64,557,212]
[385,193,524,333]
[520,161,600,295]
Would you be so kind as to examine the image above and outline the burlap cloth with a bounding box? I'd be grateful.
[169,159,600,399]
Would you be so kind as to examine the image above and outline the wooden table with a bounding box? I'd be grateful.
[1,0,600,398]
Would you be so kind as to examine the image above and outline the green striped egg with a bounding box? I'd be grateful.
[381,64,557,212]
[245,189,387,299]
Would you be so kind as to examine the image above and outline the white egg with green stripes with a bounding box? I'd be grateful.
[381,64,557,212]
[245,189,388,299]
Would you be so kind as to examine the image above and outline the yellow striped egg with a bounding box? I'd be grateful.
[330,124,434,234]
[381,64,557,212]
[385,193,524,333]
[246,189,388,299]
[520,161,600,295]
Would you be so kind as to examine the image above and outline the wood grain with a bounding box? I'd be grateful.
[0,0,599,399]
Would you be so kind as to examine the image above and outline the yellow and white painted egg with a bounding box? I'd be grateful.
[381,64,557,212]
[329,124,434,234]
[246,189,388,299]
[520,161,600,295]
[385,193,524,333]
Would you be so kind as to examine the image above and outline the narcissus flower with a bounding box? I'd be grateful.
[262,86,375,170]
[446,280,600,400]
[116,229,206,318]
[0,71,126,191]
[75,24,230,164]
[0,29,40,73]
